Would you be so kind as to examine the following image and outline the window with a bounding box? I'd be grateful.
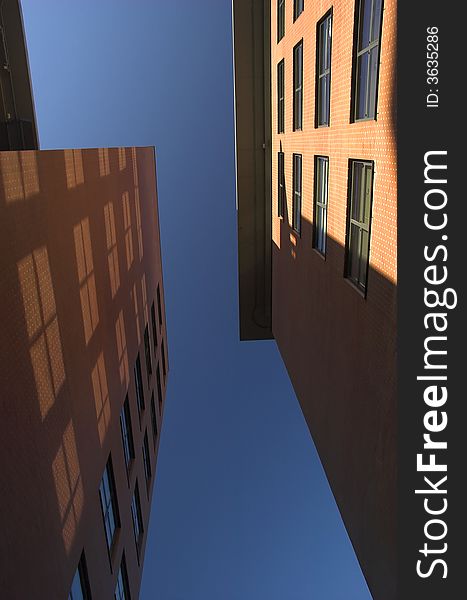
[68,552,91,600]
[345,160,374,292]
[131,481,144,555]
[156,284,162,328]
[316,11,332,127]
[120,396,135,472]
[115,553,131,600]
[278,152,285,218]
[313,157,329,255]
[293,41,303,131]
[142,430,152,486]
[352,0,383,121]
[277,0,285,42]
[150,391,158,449]
[99,456,120,553]
[161,339,167,381]
[150,301,158,349]
[277,60,285,133]
[294,0,304,21]
[143,324,152,385]
[292,154,302,234]
[156,363,163,415]
[134,354,144,417]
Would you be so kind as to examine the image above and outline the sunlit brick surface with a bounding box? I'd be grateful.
[0,147,168,598]
[270,2,396,599]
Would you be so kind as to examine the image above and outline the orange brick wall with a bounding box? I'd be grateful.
[0,147,168,598]
[270,2,397,599]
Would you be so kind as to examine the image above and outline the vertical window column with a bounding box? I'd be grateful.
[277,60,285,133]
[313,156,329,255]
[277,0,285,42]
[278,152,285,218]
[292,154,302,234]
[316,12,332,127]
[293,41,303,131]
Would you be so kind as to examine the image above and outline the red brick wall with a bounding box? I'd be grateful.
[270,2,396,599]
[0,147,168,598]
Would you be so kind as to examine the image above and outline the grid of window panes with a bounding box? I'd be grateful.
[345,160,374,291]
[278,152,285,218]
[293,0,304,21]
[120,396,134,470]
[142,430,151,485]
[293,41,303,130]
[277,60,285,133]
[144,325,152,384]
[313,157,329,254]
[114,554,130,600]
[317,13,332,126]
[277,0,285,42]
[292,154,302,234]
[131,482,144,547]
[353,0,383,120]
[134,354,144,415]
[99,458,119,551]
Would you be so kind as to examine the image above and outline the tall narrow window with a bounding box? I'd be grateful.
[293,41,303,131]
[292,154,302,234]
[353,0,383,121]
[120,396,134,473]
[143,325,152,385]
[316,11,332,127]
[142,430,152,487]
[68,551,92,600]
[277,0,285,42]
[277,60,285,133]
[156,284,162,328]
[150,301,158,349]
[161,339,167,381]
[313,157,329,255]
[115,553,131,600]
[150,391,158,449]
[278,152,285,218]
[131,481,144,557]
[294,0,304,21]
[99,456,120,553]
[156,363,163,416]
[134,354,144,417]
[345,160,374,292]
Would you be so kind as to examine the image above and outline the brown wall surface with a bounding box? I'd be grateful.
[270,2,396,599]
[0,147,168,598]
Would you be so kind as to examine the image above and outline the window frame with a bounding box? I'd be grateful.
[292,153,302,235]
[130,481,144,562]
[278,151,285,218]
[292,40,303,131]
[351,0,384,122]
[114,552,131,600]
[277,0,285,42]
[277,59,285,134]
[120,396,135,477]
[313,156,329,256]
[99,456,120,560]
[293,0,304,21]
[150,391,158,450]
[68,551,92,600]
[143,324,152,386]
[156,362,163,416]
[150,301,158,350]
[344,159,375,294]
[133,353,144,421]
[142,429,152,490]
[315,10,333,128]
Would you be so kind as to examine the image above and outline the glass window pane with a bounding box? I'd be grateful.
[367,46,379,119]
[358,0,372,50]
[69,568,84,600]
[351,163,363,221]
[360,229,370,286]
[362,164,373,225]
[371,0,383,43]
[348,224,361,282]
[356,52,369,119]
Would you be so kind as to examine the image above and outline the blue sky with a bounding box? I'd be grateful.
[21,1,371,598]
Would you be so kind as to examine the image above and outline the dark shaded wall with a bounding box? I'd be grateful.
[0,147,168,598]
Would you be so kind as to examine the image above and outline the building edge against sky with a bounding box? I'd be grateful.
[232,1,397,599]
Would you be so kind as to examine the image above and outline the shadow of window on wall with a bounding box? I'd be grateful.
[98,148,110,177]
[64,149,84,189]
[52,420,84,554]
[0,150,39,202]
[122,191,134,271]
[118,147,127,171]
[104,202,120,298]
[115,309,129,388]
[73,218,99,346]
[91,351,111,446]
[17,246,66,420]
